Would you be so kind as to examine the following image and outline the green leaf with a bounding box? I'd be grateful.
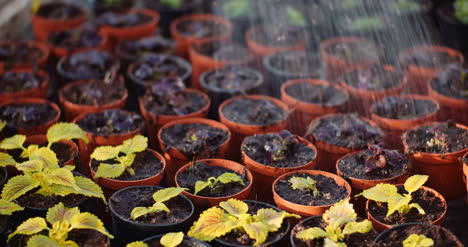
[70,212,113,238]
[342,220,372,235]
[289,176,320,196]
[408,203,426,215]
[188,207,240,241]
[286,6,306,27]
[219,199,249,217]
[243,222,269,246]
[194,180,212,195]
[0,120,6,132]
[8,217,47,241]
[357,183,398,202]
[120,135,147,155]
[387,194,412,217]
[322,199,357,228]
[159,0,183,9]
[254,208,300,231]
[93,163,126,179]
[1,174,40,201]
[0,135,26,150]
[130,203,170,220]
[91,146,120,161]
[217,173,245,186]
[0,152,17,167]
[30,147,58,168]
[152,187,186,203]
[404,175,428,194]
[16,160,43,172]
[116,154,136,168]
[46,203,80,225]
[0,199,24,215]
[160,232,184,247]
[126,242,149,247]
[296,227,328,240]
[26,235,62,247]
[46,122,88,145]
[45,168,76,188]
[73,176,106,203]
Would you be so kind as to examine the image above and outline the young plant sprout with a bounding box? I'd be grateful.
[403,234,434,247]
[188,198,300,246]
[159,0,183,9]
[455,0,468,24]
[286,6,306,27]
[126,232,184,247]
[0,199,24,216]
[91,135,148,179]
[194,172,245,195]
[364,145,406,173]
[289,176,320,197]
[295,199,373,246]
[130,187,187,220]
[8,202,113,245]
[356,175,429,217]
[264,130,300,163]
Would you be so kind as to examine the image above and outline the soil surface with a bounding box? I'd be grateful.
[0,43,44,66]
[131,54,189,82]
[22,229,110,247]
[203,65,260,92]
[60,50,117,79]
[285,82,348,107]
[343,64,402,90]
[36,3,82,19]
[221,97,288,125]
[176,19,226,38]
[268,51,321,76]
[249,26,306,46]
[160,123,229,159]
[0,71,43,93]
[192,42,250,62]
[0,167,6,187]
[372,96,437,119]
[0,103,57,129]
[401,50,460,68]
[77,109,143,136]
[117,36,175,61]
[142,90,207,116]
[47,27,103,50]
[110,186,192,225]
[368,186,445,225]
[146,236,206,247]
[97,11,152,27]
[63,78,125,106]
[430,64,468,99]
[403,121,468,154]
[16,189,87,209]
[91,150,163,181]
[7,141,77,166]
[326,41,381,63]
[291,216,377,247]
[176,161,249,197]
[274,173,348,206]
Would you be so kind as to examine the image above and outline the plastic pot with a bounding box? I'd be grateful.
[175,159,253,208]
[280,79,349,136]
[365,185,447,232]
[0,68,49,101]
[143,234,211,246]
[47,30,109,58]
[399,45,464,94]
[58,76,128,121]
[109,185,194,246]
[93,0,136,16]
[273,170,351,217]
[157,118,231,186]
[428,79,468,126]
[436,1,468,58]
[170,14,233,58]
[0,41,50,70]
[27,135,78,167]
[31,2,88,41]
[463,153,468,204]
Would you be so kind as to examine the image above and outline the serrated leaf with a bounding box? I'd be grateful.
[130,203,170,220]
[26,235,63,247]
[160,232,184,247]
[46,203,80,225]
[322,199,357,228]
[219,199,248,217]
[116,154,136,168]
[217,173,245,186]
[194,180,212,195]
[45,168,76,188]
[408,203,426,215]
[0,152,17,167]
[188,207,239,241]
[403,234,434,247]
[404,175,428,194]
[254,208,299,231]
[49,184,75,197]
[296,227,328,240]
[152,187,186,203]
[120,135,147,155]
[0,135,26,150]
[1,174,40,201]
[70,212,113,238]
[30,147,58,168]
[0,199,24,215]
[47,122,88,145]
[342,220,372,235]
[93,163,126,179]
[357,183,398,202]
[243,222,269,246]
[289,176,320,196]
[387,194,411,217]
[126,242,149,247]
[8,217,47,241]
[73,176,106,203]
[16,160,43,172]
[91,146,120,161]
[21,145,38,159]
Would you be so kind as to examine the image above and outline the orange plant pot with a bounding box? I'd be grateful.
[58,77,128,121]
[138,89,210,150]
[370,95,440,150]
[366,186,447,232]
[428,81,468,126]
[47,31,110,58]
[175,159,253,208]
[280,79,349,136]
[170,14,233,59]
[463,153,468,204]
[0,68,49,101]
[157,118,231,187]
[0,41,50,70]
[399,46,464,95]
[89,148,166,191]
[27,135,78,167]
[273,170,351,217]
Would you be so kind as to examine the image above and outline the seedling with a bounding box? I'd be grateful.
[8,202,113,245]
[188,198,300,246]
[194,172,245,195]
[286,6,306,27]
[126,232,184,247]
[403,234,434,247]
[222,0,249,18]
[455,0,468,24]
[356,175,429,217]
[0,199,24,216]
[289,176,320,197]
[296,199,372,246]
[264,130,300,163]
[91,135,148,179]
[148,77,191,116]
[159,0,183,9]
[130,187,187,220]
[364,145,406,173]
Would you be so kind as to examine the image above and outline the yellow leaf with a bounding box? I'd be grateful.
[120,135,147,155]
[152,187,186,203]
[126,241,149,247]
[357,183,398,202]
[254,208,299,231]
[91,146,120,161]
[243,222,269,246]
[289,176,320,196]
[219,199,248,217]
[194,180,212,195]
[46,202,80,225]
[30,147,58,168]
[0,135,26,150]
[188,207,239,241]
[70,212,113,239]
[296,227,328,241]
[130,206,167,220]
[93,163,126,179]
[21,145,39,159]
[73,176,106,204]
[45,168,76,188]
[26,235,62,247]
[387,194,411,217]
[160,232,184,247]
[342,220,372,235]
[322,199,357,228]
[404,175,428,194]
[116,154,136,168]
[0,199,24,215]
[16,160,43,172]
[8,217,47,241]
[1,174,40,201]
[46,122,88,146]
[217,173,244,186]
[0,120,6,132]
[32,0,40,13]
[0,152,16,167]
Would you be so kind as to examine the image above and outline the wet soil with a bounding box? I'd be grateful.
[131,54,189,82]
[16,189,87,209]
[60,50,118,79]
[326,41,381,63]
[0,71,43,94]
[36,3,82,19]
[249,26,306,46]
[116,36,175,61]
[0,43,44,66]
[97,12,152,27]
[176,19,227,38]
[285,82,348,107]
[430,64,468,99]
[0,103,57,129]
[221,97,288,125]
[203,65,260,92]
[142,90,207,116]
[77,109,143,136]
[63,79,125,106]
[268,51,321,75]
[372,96,438,120]
[401,50,460,68]
[343,65,402,90]
[47,27,103,50]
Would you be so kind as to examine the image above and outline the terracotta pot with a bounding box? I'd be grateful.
[428,80,468,126]
[0,68,49,101]
[47,30,109,58]
[463,153,468,204]
[402,122,468,200]
[139,89,210,149]
[58,76,128,121]
[89,149,165,191]
[280,79,348,136]
[399,45,464,94]
[170,14,233,58]
[175,159,253,208]
[0,41,50,70]
[157,118,231,186]
[27,135,78,167]
[366,185,447,232]
[370,95,440,150]
[273,170,351,217]
[32,2,88,41]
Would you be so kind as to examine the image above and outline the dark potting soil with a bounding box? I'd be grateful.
[97,11,152,27]
[47,27,103,50]
[374,224,463,247]
[110,187,192,225]
[77,109,143,136]
[372,96,438,120]
[160,123,229,159]
[0,43,44,66]
[60,50,118,79]
[176,19,226,38]
[0,215,7,232]
[117,36,175,60]
[401,50,460,69]
[131,54,189,82]
[193,42,250,62]
[16,190,87,209]
[242,133,315,168]
[7,142,77,166]
[343,64,402,90]
[0,168,6,185]
[217,201,288,246]
[176,161,249,197]
[91,150,163,181]
[430,64,468,99]
[249,26,306,46]
[221,97,288,125]
[203,65,260,92]
[307,113,384,150]
[268,51,321,75]
[63,78,125,106]
[337,146,410,180]
[0,103,57,129]
[368,186,445,225]
[326,41,381,63]
[274,173,348,206]
[403,121,468,154]
[36,3,82,19]
[285,82,348,107]
[0,71,43,93]
[146,236,206,247]
[291,216,377,247]
[142,90,207,116]
[22,229,110,247]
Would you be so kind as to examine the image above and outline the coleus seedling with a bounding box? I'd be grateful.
[188,198,300,246]
[7,202,113,245]
[0,199,24,216]
[194,172,245,195]
[91,135,148,179]
[295,199,373,246]
[403,234,434,247]
[130,187,187,220]
[356,175,429,217]
[126,232,184,247]
[364,145,406,173]
[149,76,191,116]
[264,130,300,163]
[289,176,320,197]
